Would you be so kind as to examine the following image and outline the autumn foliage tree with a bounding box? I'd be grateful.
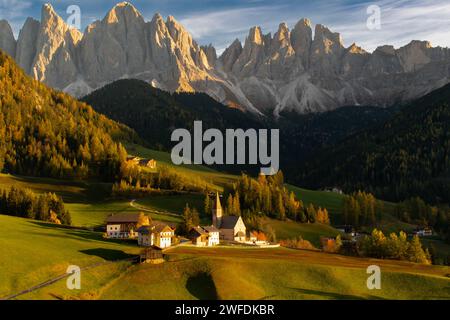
[0,50,138,181]
[360,229,431,264]
[178,204,200,235]
[343,191,378,227]
[224,172,331,225]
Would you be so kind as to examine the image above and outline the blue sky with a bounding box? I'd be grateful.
[1,0,450,54]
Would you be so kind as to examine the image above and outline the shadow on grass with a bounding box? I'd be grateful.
[287,287,386,300]
[11,175,112,203]
[186,272,218,300]
[79,248,136,261]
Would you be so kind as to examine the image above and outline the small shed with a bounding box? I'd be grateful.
[189,227,209,246]
[139,247,164,264]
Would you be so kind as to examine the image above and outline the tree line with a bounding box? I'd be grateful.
[359,229,431,264]
[342,191,381,227]
[395,197,450,243]
[113,164,208,197]
[0,186,71,225]
[204,172,330,225]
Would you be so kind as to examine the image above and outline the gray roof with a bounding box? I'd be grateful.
[106,213,142,224]
[191,226,207,236]
[137,222,173,234]
[202,225,219,233]
[220,216,240,229]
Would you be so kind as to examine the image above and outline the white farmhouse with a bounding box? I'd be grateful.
[189,226,220,246]
[137,222,175,249]
[105,213,149,239]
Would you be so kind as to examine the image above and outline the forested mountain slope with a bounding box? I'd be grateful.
[0,50,138,181]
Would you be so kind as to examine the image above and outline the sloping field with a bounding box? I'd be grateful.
[99,246,450,300]
[1,214,449,300]
[0,215,139,299]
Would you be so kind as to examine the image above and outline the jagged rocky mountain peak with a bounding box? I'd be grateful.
[1,3,450,116]
[0,20,16,57]
[104,1,144,24]
[347,43,367,54]
[247,26,264,45]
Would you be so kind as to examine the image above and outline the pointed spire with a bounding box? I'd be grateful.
[212,192,223,229]
[213,192,222,210]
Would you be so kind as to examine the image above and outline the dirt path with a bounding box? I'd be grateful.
[129,199,180,218]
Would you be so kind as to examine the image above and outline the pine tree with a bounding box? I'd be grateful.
[179,204,192,235]
[191,207,200,227]
[307,203,317,223]
[407,235,431,264]
[204,193,211,215]
[277,193,286,220]
[233,191,241,216]
[226,194,234,216]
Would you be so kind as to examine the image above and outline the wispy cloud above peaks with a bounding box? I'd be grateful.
[2,0,450,53]
[179,5,289,53]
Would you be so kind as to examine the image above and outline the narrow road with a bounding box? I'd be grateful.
[1,257,138,300]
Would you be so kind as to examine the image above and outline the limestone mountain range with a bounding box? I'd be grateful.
[1,2,450,115]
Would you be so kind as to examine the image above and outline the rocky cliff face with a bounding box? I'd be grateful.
[0,20,16,58]
[1,2,450,115]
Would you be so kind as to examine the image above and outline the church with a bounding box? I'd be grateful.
[212,192,247,242]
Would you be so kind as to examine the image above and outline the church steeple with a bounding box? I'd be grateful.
[212,192,223,228]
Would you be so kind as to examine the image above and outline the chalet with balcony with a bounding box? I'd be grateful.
[137,222,175,249]
[106,212,150,239]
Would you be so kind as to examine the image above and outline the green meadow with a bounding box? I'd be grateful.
[0,214,139,299]
[1,145,449,300]
[1,213,448,300]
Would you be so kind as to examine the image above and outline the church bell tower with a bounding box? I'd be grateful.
[212,192,223,228]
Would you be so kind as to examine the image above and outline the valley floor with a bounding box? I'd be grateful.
[1,170,449,300]
[1,214,449,300]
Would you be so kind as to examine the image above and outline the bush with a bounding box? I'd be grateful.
[359,229,431,264]
[280,237,317,250]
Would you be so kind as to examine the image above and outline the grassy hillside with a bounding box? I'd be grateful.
[261,218,339,246]
[100,247,450,300]
[2,213,449,300]
[288,185,345,218]
[2,142,437,244]
[0,215,139,299]
[125,142,236,191]
[0,154,417,236]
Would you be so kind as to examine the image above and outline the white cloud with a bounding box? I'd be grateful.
[0,0,32,37]
[2,0,450,53]
[180,0,450,54]
[0,0,31,19]
[179,4,292,53]
[316,0,450,51]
